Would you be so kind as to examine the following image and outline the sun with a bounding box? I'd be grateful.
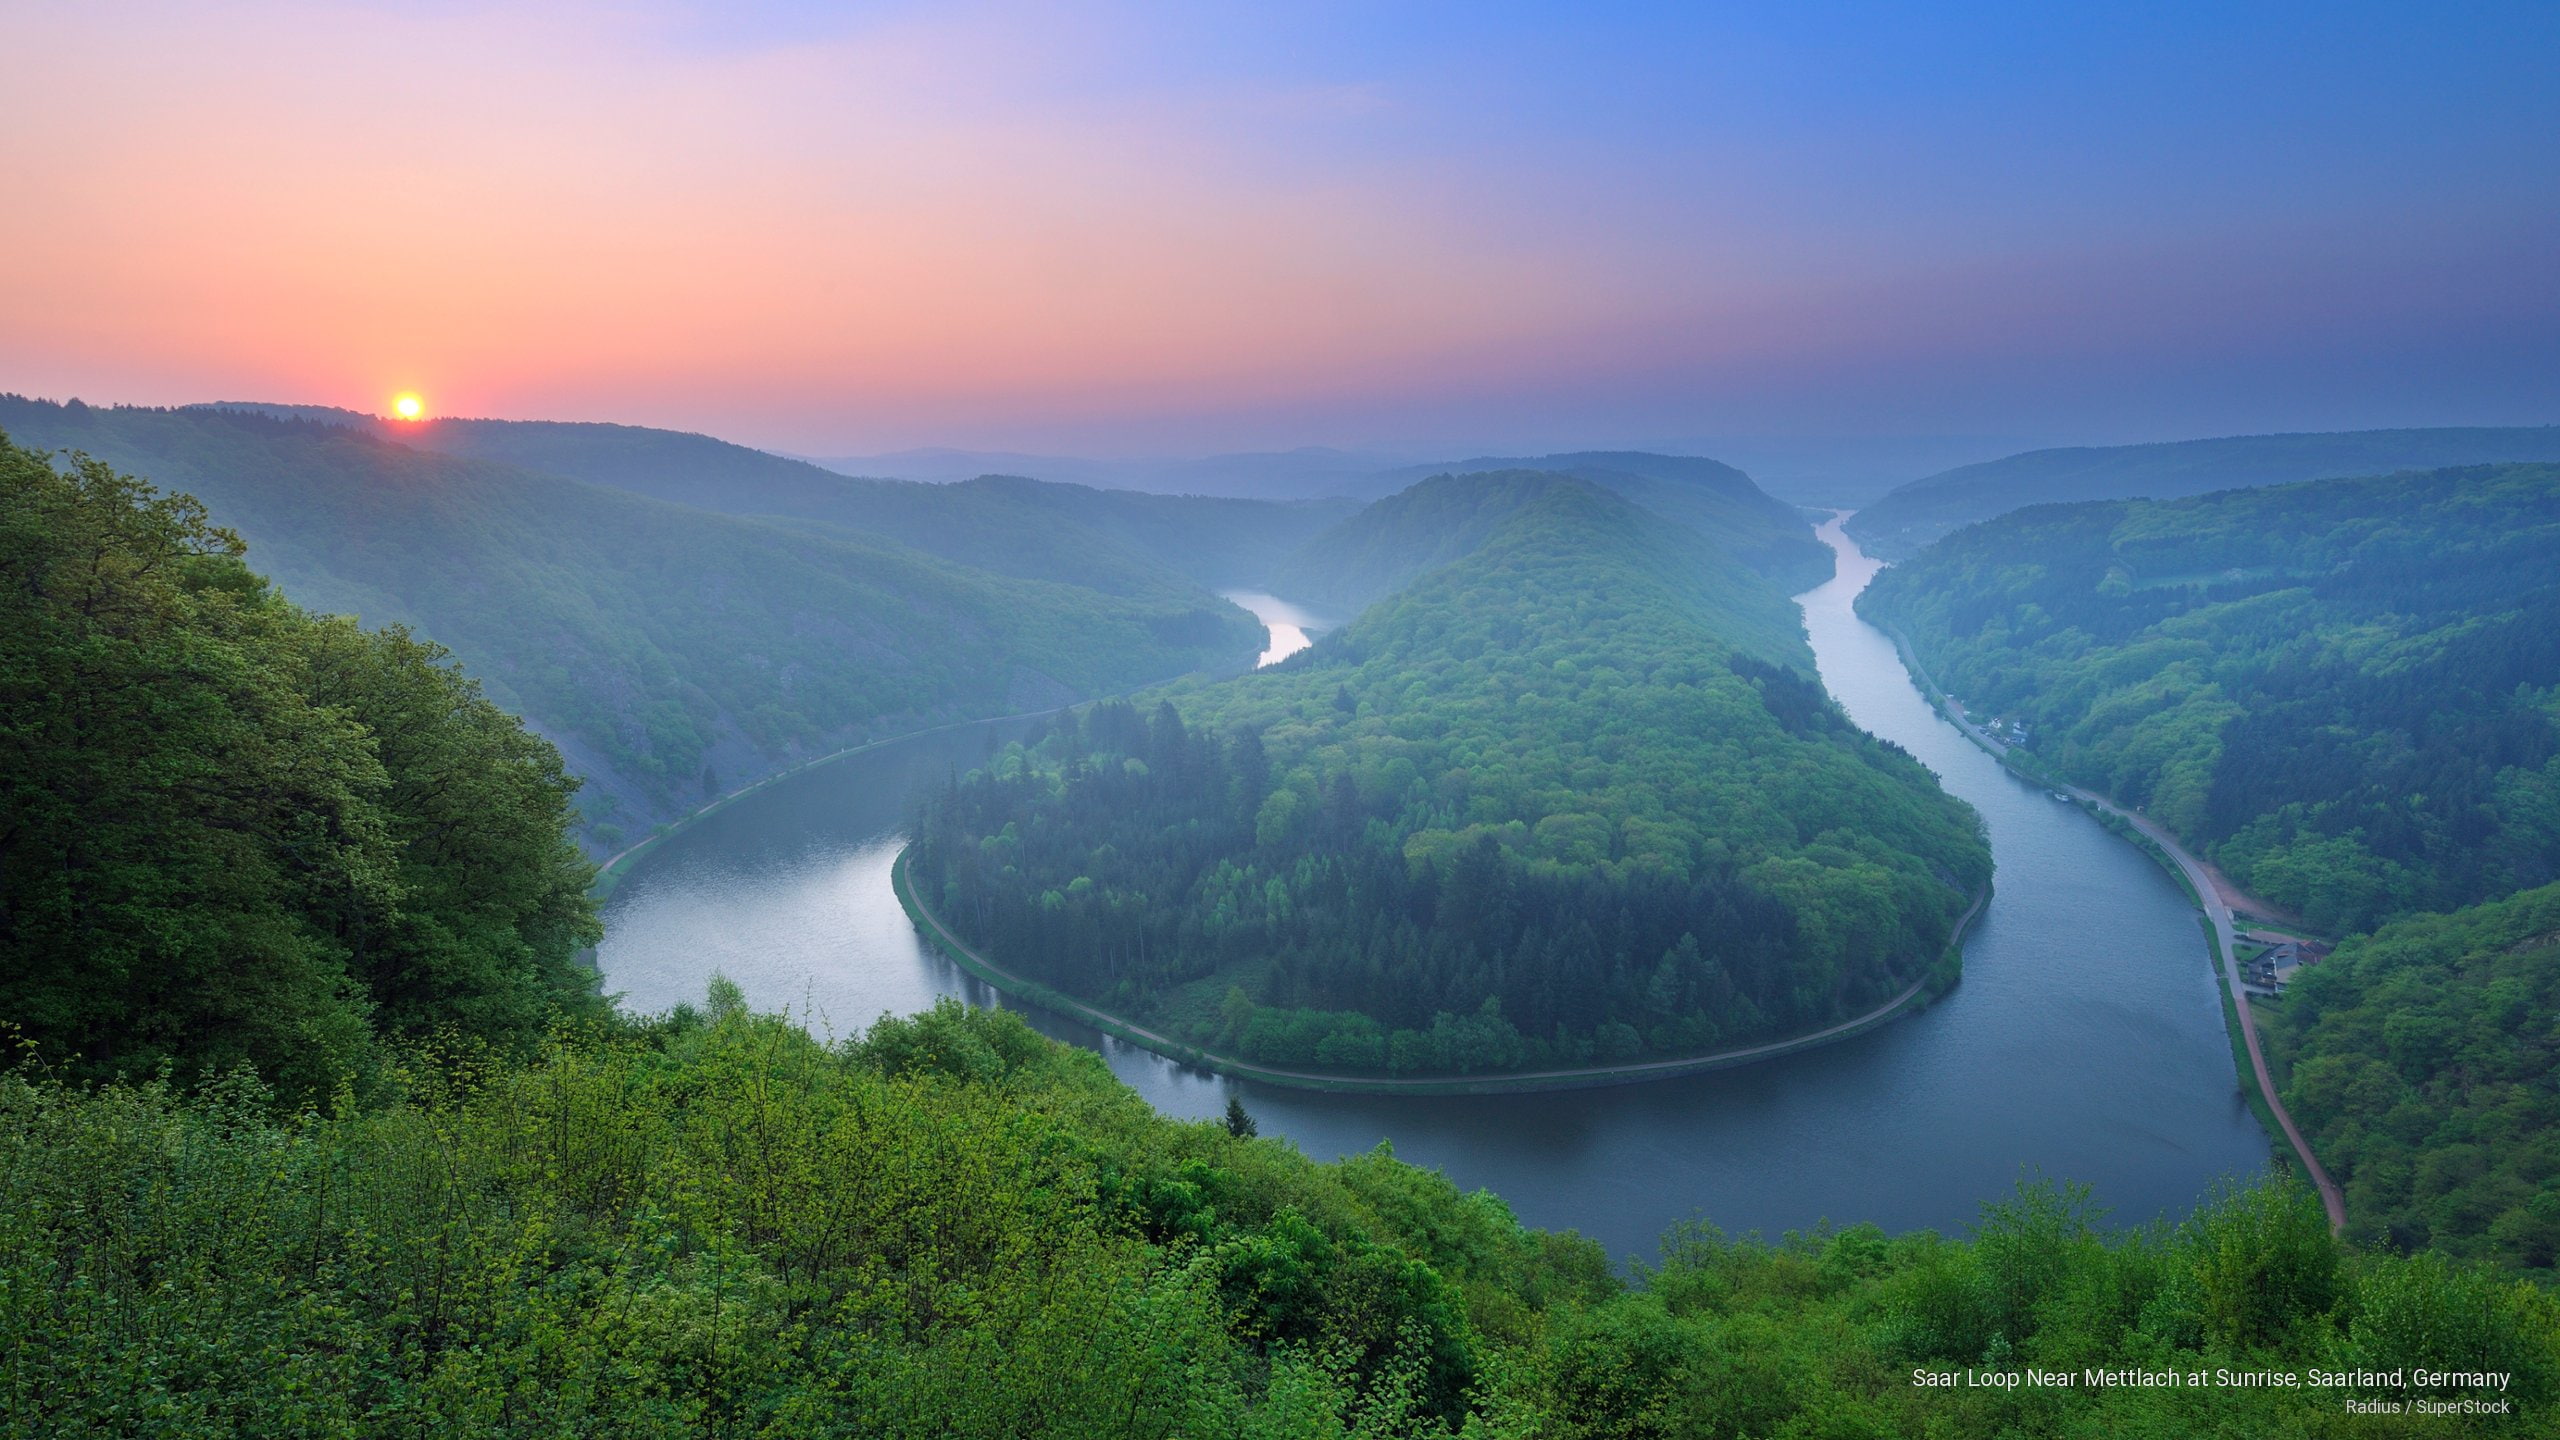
[391,393,425,421]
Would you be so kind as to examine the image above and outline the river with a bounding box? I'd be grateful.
[1220,589,1323,666]
[595,517,2271,1259]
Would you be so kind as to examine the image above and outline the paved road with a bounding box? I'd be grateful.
[1890,634,2349,1233]
[2070,794,2349,1233]
[900,849,1985,1094]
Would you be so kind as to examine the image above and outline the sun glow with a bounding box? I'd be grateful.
[391,393,425,421]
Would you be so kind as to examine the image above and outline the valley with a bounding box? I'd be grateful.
[592,510,2272,1258]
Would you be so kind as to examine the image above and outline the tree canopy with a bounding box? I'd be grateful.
[1861,463,2560,936]
[1291,452,1834,604]
[2266,881,2560,1271]
[0,430,601,1097]
[913,475,1989,1077]
[4,996,2549,1437]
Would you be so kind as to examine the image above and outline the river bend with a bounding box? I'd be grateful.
[596,518,2271,1259]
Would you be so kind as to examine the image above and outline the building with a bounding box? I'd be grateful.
[2246,939,2327,994]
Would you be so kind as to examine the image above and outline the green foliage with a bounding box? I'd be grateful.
[0,1001,1598,1438]
[0,432,601,1098]
[1370,451,1834,593]
[0,399,1263,830]
[916,477,1988,1075]
[1861,463,2560,935]
[1849,425,2560,558]
[1271,469,1580,614]
[2265,882,2560,1270]
[5,1003,2549,1437]
[1280,459,1832,611]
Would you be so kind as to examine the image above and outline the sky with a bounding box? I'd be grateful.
[4,0,2556,460]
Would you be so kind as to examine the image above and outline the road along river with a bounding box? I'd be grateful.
[596,520,2274,1260]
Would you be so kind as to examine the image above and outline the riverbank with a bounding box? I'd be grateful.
[588,709,1053,902]
[598,512,2272,1255]
[588,652,1258,901]
[1875,615,2348,1233]
[894,845,1986,1095]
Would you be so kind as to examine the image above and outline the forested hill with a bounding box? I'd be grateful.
[1272,468,1811,629]
[911,477,1990,1079]
[1858,463,2560,936]
[198,403,1356,593]
[1366,450,1832,593]
[1269,470,1575,616]
[0,431,603,1095]
[2265,880,2560,1270]
[0,400,1260,843]
[1847,425,2560,558]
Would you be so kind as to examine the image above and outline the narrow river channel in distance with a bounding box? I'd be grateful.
[596,517,2273,1260]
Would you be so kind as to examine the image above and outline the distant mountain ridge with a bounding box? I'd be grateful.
[194,403,1352,592]
[1846,425,2560,558]
[198,406,1822,598]
[819,435,1851,529]
[808,444,1403,499]
[11,398,1263,845]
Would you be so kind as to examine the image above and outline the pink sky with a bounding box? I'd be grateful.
[6,2,2554,455]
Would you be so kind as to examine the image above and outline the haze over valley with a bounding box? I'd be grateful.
[5,4,2557,1434]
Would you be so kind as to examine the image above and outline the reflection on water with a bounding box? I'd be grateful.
[600,521,2271,1260]
[1221,589,1326,667]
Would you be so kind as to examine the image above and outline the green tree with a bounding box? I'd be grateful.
[0,432,599,1096]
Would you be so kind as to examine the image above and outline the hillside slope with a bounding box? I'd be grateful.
[2265,880,2560,1269]
[0,431,601,1096]
[913,478,1988,1078]
[3,399,1260,842]
[1858,463,2560,935]
[1847,425,2560,558]
[1267,469,1605,617]
[1269,470,1811,661]
[1363,450,1831,593]
[201,404,1353,593]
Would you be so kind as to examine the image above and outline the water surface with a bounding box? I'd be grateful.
[1221,589,1324,667]
[599,520,2271,1259]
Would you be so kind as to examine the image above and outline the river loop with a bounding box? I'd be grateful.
[597,517,2271,1259]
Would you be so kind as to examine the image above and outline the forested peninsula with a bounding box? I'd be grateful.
[909,473,1991,1080]
[7,437,2554,1436]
